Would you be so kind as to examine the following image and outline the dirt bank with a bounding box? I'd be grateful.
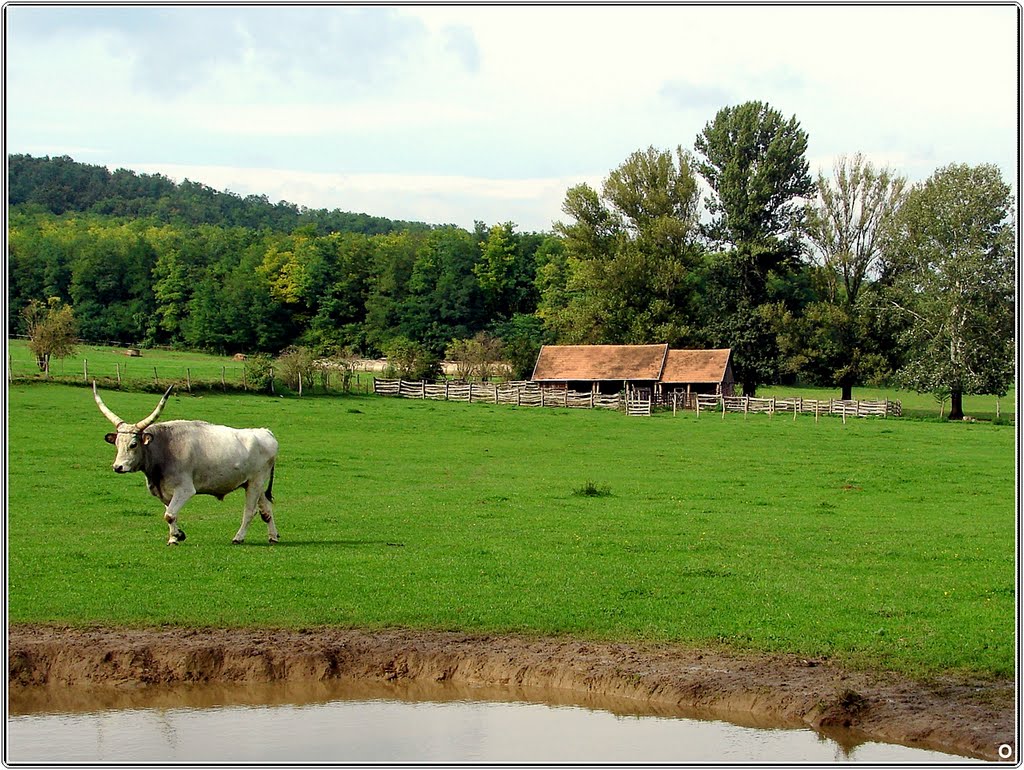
[8,624,1015,761]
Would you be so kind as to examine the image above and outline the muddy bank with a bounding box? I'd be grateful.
[8,624,1014,761]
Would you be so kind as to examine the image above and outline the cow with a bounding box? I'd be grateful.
[93,382,280,546]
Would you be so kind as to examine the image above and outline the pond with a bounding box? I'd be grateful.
[7,680,983,764]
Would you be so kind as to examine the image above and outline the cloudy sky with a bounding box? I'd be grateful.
[5,3,1019,232]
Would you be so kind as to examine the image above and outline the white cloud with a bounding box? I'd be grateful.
[127,163,603,231]
[5,3,1017,228]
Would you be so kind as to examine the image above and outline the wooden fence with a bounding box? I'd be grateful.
[375,378,900,420]
[374,379,633,411]
[694,394,901,419]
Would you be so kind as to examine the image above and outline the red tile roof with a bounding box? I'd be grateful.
[532,344,668,381]
[661,348,733,383]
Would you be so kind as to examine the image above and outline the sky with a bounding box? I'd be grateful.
[4,2,1020,233]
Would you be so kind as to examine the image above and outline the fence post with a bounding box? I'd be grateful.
[721,396,726,420]
[222,366,226,391]
[298,373,302,397]
[744,396,749,419]
[154,367,159,387]
[815,400,820,423]
[83,358,88,382]
[494,383,498,404]
[116,362,121,388]
[187,368,192,393]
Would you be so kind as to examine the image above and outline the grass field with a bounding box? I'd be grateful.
[7,338,1015,420]
[6,381,1016,680]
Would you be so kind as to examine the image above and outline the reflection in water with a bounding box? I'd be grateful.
[7,680,980,765]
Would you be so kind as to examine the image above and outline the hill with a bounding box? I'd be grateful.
[7,153,433,235]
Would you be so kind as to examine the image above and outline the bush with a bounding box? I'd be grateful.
[275,346,316,392]
[243,354,274,392]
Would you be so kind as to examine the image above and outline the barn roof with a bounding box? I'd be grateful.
[532,344,669,381]
[661,348,733,383]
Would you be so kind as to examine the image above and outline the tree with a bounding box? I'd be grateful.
[694,102,815,394]
[445,331,506,381]
[887,163,1015,420]
[546,146,704,345]
[23,298,77,372]
[803,154,908,399]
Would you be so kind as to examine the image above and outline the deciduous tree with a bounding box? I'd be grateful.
[694,101,815,394]
[887,163,1015,420]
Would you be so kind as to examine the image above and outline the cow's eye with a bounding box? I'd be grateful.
[129,438,138,448]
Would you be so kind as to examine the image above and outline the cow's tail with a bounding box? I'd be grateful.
[265,462,275,503]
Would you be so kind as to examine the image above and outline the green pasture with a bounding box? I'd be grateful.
[8,338,1015,420]
[6,339,377,393]
[6,381,1016,680]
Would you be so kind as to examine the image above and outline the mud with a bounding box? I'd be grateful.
[7,624,1015,761]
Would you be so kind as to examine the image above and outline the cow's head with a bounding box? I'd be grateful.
[93,383,173,473]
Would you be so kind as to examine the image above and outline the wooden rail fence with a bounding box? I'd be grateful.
[374,379,900,420]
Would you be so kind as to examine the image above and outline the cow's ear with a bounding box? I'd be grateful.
[104,433,117,445]
[142,433,153,445]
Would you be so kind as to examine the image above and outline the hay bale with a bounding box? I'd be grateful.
[233,353,248,361]
[125,348,142,357]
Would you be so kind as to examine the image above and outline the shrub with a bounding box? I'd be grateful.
[243,353,274,392]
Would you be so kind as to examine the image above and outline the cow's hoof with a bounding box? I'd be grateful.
[166,539,178,546]
[269,537,279,545]
[231,538,243,545]
[175,529,186,542]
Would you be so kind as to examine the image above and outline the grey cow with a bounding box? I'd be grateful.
[93,383,280,545]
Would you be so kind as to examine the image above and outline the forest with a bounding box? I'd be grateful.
[6,101,1016,415]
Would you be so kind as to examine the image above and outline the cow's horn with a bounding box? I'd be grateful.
[92,381,126,428]
[135,384,174,431]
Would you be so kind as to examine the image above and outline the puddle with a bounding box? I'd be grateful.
[7,680,983,764]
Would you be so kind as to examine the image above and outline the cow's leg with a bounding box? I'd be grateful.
[258,492,279,544]
[232,484,263,544]
[163,485,195,545]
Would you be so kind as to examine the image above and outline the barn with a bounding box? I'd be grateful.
[660,348,736,402]
[530,344,669,395]
[531,344,735,402]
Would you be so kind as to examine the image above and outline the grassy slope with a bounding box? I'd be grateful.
[6,383,1016,679]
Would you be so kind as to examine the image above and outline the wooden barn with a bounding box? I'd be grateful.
[531,344,735,402]
[660,348,735,401]
[531,344,669,395]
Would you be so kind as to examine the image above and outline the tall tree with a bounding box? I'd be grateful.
[546,146,704,345]
[887,163,1015,420]
[803,154,908,398]
[694,102,815,394]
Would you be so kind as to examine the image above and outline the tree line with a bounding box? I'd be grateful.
[7,101,1015,419]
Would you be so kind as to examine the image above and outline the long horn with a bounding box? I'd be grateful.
[92,381,126,428]
[135,385,175,431]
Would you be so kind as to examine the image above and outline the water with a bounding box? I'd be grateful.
[7,680,983,764]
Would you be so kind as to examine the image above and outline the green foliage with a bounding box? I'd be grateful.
[274,346,317,392]
[887,164,1015,416]
[383,336,441,381]
[693,102,815,393]
[23,297,78,370]
[548,146,705,346]
[446,332,505,381]
[7,383,1016,679]
[243,354,275,393]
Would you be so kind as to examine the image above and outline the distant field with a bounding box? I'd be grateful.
[7,381,1015,679]
[5,339,378,393]
[7,339,1014,420]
